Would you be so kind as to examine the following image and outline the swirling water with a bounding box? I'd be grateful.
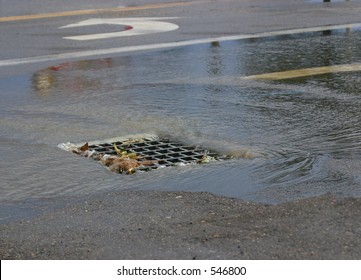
[1,28,361,214]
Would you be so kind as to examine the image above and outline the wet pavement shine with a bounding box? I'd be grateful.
[1,25,361,216]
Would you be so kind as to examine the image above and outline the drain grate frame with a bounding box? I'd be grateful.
[59,135,231,174]
[88,137,226,172]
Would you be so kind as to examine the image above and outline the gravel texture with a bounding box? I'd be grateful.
[1,191,361,259]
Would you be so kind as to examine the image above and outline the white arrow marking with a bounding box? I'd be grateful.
[3,23,361,67]
[59,17,179,40]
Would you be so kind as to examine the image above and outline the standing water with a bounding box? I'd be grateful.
[1,28,361,214]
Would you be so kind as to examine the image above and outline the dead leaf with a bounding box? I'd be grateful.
[72,142,89,155]
[79,142,89,151]
[71,141,158,175]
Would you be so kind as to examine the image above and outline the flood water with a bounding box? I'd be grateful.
[1,28,361,214]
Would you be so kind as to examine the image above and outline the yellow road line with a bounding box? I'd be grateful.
[0,1,196,22]
[243,64,361,80]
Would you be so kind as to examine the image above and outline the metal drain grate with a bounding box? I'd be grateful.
[59,135,230,174]
[89,138,225,171]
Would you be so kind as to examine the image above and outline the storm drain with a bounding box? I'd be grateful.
[59,135,231,174]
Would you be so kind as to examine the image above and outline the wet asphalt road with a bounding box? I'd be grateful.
[2,0,361,259]
[2,0,361,74]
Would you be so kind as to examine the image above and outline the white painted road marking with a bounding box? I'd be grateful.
[2,23,361,67]
[59,18,179,40]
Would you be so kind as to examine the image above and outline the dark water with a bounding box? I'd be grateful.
[1,28,361,213]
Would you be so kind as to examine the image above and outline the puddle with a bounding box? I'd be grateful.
[2,24,361,210]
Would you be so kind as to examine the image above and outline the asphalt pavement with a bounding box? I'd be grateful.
[1,0,361,260]
[1,190,361,259]
[2,0,361,73]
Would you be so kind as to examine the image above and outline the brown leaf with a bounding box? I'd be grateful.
[109,158,139,173]
[72,142,89,155]
[79,142,89,152]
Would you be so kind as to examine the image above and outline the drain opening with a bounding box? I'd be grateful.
[59,135,231,174]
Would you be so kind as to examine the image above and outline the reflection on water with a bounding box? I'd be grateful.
[2,27,361,209]
[32,59,114,94]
